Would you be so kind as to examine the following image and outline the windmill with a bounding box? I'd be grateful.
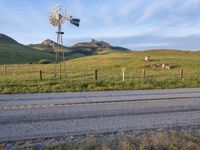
[49,4,80,79]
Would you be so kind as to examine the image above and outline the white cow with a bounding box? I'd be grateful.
[145,56,151,61]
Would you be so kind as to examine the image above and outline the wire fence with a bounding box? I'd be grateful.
[0,64,200,86]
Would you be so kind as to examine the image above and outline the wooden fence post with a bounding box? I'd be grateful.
[40,70,43,81]
[95,69,98,81]
[180,68,183,79]
[142,69,146,80]
[121,67,126,82]
[4,65,6,76]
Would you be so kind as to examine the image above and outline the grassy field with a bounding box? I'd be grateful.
[0,50,200,94]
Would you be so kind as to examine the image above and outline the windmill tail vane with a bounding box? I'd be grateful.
[69,16,80,27]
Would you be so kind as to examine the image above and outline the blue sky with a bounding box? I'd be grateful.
[0,0,200,50]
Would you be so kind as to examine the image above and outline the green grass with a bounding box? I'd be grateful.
[0,50,200,93]
[0,34,55,64]
[0,43,55,64]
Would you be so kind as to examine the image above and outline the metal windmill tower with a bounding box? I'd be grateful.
[49,4,80,79]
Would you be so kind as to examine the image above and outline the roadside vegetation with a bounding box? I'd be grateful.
[1,130,200,150]
[0,50,200,94]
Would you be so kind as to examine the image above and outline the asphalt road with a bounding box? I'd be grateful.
[0,88,200,142]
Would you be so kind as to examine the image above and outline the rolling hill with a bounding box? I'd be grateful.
[0,34,55,64]
[0,34,19,45]
[0,33,130,64]
[30,39,130,54]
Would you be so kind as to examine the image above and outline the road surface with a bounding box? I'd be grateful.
[0,88,200,142]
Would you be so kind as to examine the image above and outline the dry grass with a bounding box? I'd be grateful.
[2,130,199,150]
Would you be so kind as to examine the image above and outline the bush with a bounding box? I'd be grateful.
[37,59,51,64]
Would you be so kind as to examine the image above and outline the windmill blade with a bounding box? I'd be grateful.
[49,4,80,27]
[49,17,55,22]
[49,17,56,26]
[49,4,67,26]
[54,20,59,26]
[49,15,57,25]
[52,18,59,26]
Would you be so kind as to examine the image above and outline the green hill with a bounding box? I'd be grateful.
[31,39,130,55]
[29,39,130,61]
[0,34,55,64]
[0,34,19,45]
[0,33,131,65]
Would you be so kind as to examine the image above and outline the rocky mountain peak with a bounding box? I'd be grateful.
[72,39,112,48]
[41,39,57,47]
[91,39,112,48]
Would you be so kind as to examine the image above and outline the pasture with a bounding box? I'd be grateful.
[0,50,200,94]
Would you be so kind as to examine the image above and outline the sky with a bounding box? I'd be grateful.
[0,0,200,50]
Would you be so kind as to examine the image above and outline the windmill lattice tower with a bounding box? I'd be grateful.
[49,4,80,79]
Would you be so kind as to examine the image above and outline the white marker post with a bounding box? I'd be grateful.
[121,67,126,82]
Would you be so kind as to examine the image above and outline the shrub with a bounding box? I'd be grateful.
[37,59,51,64]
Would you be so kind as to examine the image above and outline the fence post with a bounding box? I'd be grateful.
[95,69,98,81]
[142,69,146,80]
[121,67,126,82]
[4,65,6,76]
[40,70,43,81]
[180,68,183,79]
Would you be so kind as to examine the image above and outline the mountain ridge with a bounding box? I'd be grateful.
[0,34,19,45]
[0,33,55,64]
[41,39,58,47]
[30,38,130,54]
[0,33,130,64]
[70,39,130,54]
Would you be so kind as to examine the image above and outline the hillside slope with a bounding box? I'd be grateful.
[0,34,130,64]
[31,39,130,54]
[29,39,71,53]
[29,39,130,61]
[1,49,200,93]
[0,34,55,64]
[0,34,19,44]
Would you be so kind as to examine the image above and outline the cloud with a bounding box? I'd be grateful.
[180,0,200,10]
[92,34,200,50]
[118,0,141,17]
[138,0,173,23]
[50,0,200,50]
[1,0,200,50]
[100,5,114,23]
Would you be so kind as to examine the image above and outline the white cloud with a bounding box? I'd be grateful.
[160,25,200,38]
[139,1,163,22]
[138,0,175,23]
[118,0,141,17]
[99,5,114,23]
[180,0,200,10]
